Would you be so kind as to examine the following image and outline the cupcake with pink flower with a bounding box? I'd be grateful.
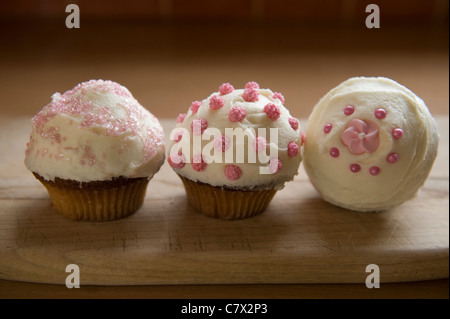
[167,81,303,219]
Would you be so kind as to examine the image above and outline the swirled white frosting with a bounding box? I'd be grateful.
[167,82,303,190]
[303,77,439,211]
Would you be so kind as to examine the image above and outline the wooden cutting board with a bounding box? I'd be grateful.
[0,117,448,285]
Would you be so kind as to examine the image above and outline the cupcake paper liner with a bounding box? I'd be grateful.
[178,175,277,220]
[33,173,149,221]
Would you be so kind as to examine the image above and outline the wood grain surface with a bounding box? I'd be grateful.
[0,117,448,286]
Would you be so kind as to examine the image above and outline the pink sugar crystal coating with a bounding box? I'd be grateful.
[168,152,186,169]
[263,103,281,121]
[269,158,282,174]
[191,154,207,172]
[323,123,332,134]
[32,80,138,135]
[392,128,404,139]
[29,80,164,164]
[209,95,225,110]
[288,117,299,130]
[191,118,208,135]
[387,152,399,163]
[190,101,201,114]
[329,147,340,158]
[225,165,242,180]
[344,105,355,115]
[245,81,260,90]
[272,92,285,104]
[214,135,230,152]
[242,88,259,102]
[228,106,246,122]
[375,108,387,119]
[369,166,380,176]
[350,163,361,173]
[177,113,187,123]
[252,136,267,152]
[287,142,299,157]
[219,83,234,95]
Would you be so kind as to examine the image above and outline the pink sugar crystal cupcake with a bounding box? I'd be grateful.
[24,80,165,221]
[167,82,303,219]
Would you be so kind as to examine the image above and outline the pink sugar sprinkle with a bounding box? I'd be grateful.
[245,81,260,90]
[329,147,340,158]
[219,83,234,95]
[375,108,387,119]
[344,105,355,115]
[225,165,242,181]
[190,101,201,114]
[209,95,225,110]
[191,154,208,172]
[392,128,404,139]
[264,103,281,121]
[252,136,267,152]
[242,88,259,102]
[173,130,183,143]
[177,113,187,123]
[323,123,332,134]
[387,152,399,163]
[350,163,361,173]
[272,92,285,104]
[288,117,299,130]
[228,106,246,122]
[168,152,186,169]
[370,166,381,176]
[269,158,282,174]
[191,118,208,135]
[214,135,230,152]
[287,142,299,157]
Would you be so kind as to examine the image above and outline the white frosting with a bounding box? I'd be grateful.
[167,84,303,190]
[303,77,439,211]
[25,80,165,182]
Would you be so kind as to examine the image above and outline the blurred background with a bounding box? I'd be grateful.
[0,0,448,119]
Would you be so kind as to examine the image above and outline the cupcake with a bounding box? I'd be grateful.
[167,81,303,219]
[303,76,439,212]
[24,80,165,221]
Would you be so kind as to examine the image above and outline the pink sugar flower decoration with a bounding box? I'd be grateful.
[225,165,242,180]
[228,106,246,122]
[242,88,259,102]
[272,92,285,104]
[219,83,234,95]
[245,81,260,90]
[264,103,281,121]
[341,119,379,155]
[177,113,186,124]
[190,101,201,114]
[209,95,225,110]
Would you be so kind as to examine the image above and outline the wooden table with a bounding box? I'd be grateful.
[0,22,448,299]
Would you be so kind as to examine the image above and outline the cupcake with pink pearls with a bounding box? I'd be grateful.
[168,81,303,219]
